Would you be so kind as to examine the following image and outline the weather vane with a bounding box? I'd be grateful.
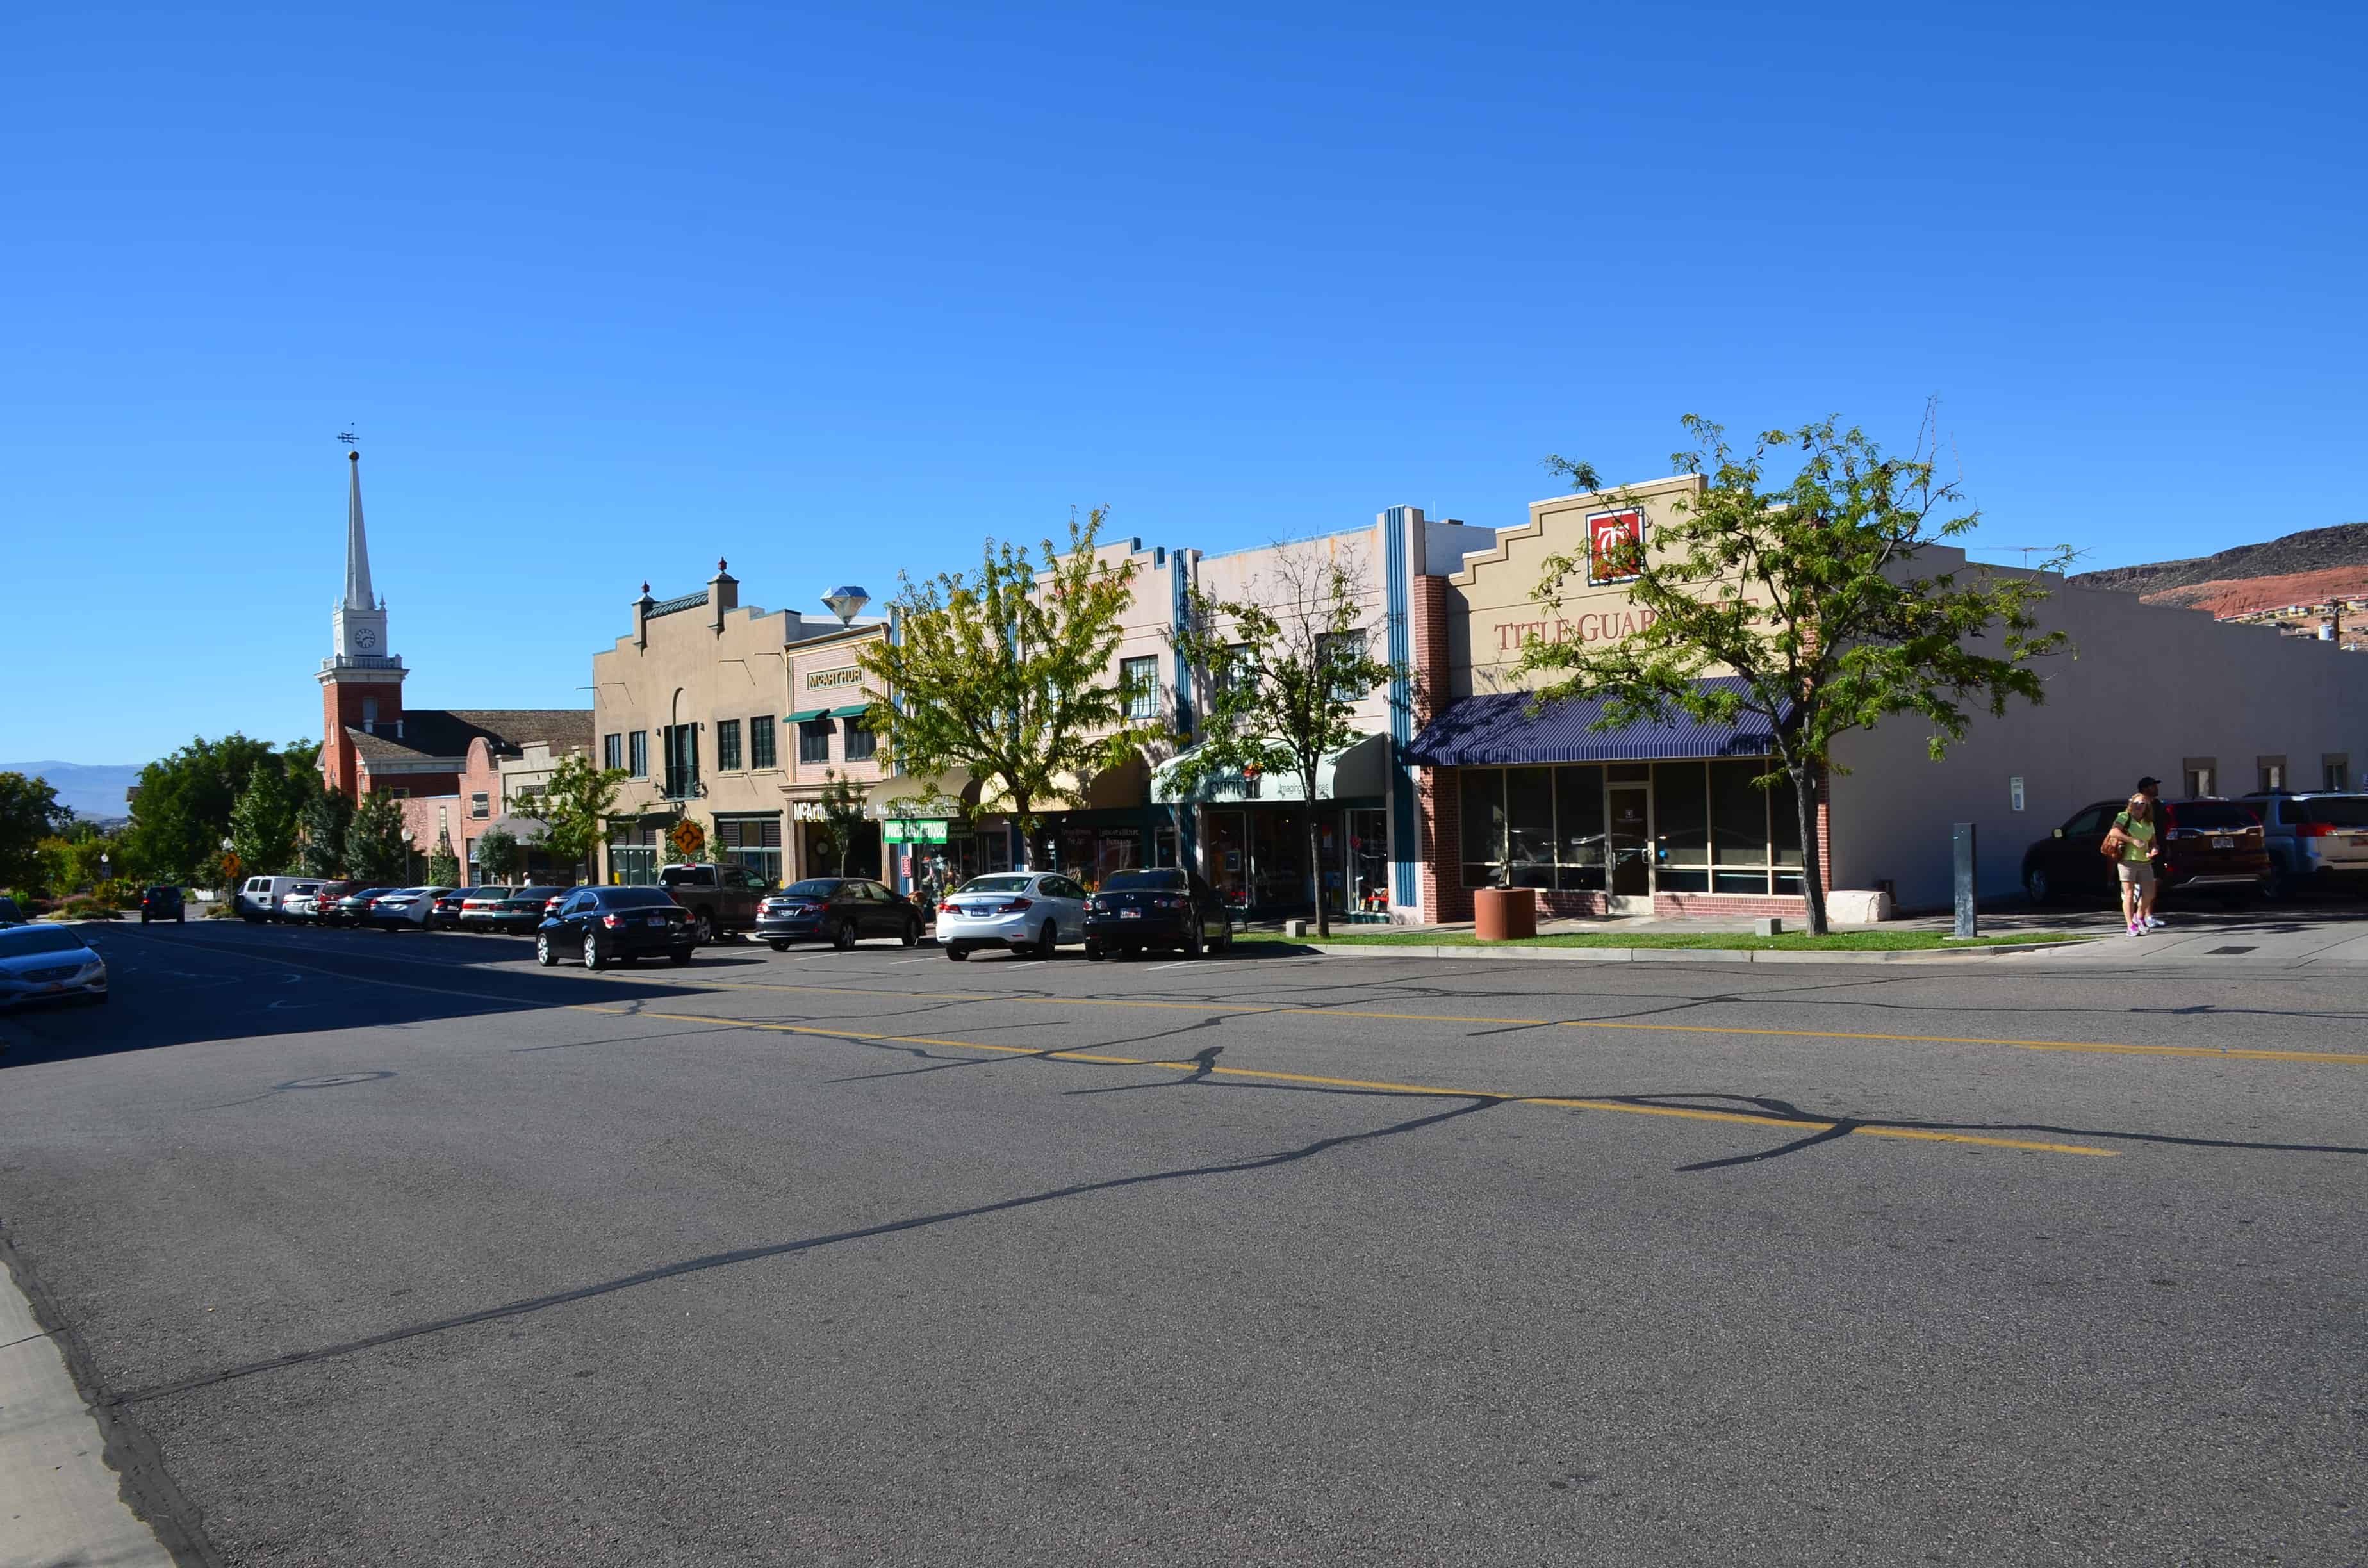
[337,427,358,447]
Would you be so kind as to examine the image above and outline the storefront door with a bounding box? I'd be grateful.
[1607,783,1651,913]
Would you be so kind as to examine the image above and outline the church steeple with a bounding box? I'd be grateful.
[342,448,377,610]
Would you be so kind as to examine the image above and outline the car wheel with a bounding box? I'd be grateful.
[2023,865,2051,906]
[668,948,693,965]
[1181,922,1204,960]
[901,917,920,948]
[769,941,790,952]
[175,911,185,923]
[535,933,557,967]
[834,918,859,951]
[1085,938,1103,963]
[693,910,716,945]
[946,943,970,961]
[582,932,604,970]
[1037,920,1058,960]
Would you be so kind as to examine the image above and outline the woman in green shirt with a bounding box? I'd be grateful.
[2113,794,2160,936]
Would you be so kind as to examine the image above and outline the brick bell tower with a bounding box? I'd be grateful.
[317,446,406,797]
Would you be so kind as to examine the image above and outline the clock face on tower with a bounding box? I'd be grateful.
[354,627,378,650]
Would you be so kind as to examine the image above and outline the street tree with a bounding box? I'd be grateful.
[474,824,522,885]
[296,788,354,879]
[804,769,870,877]
[1515,412,2069,935]
[124,735,281,883]
[0,772,72,896]
[229,766,304,878]
[537,751,629,883]
[347,790,410,882]
[1169,548,1401,938]
[857,508,1164,867]
[426,835,462,888]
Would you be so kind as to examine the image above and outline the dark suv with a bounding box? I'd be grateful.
[140,885,184,924]
[1084,868,1235,960]
[2021,797,2268,904]
[537,886,695,969]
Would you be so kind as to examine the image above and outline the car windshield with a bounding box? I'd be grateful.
[0,927,87,958]
[2301,796,2368,827]
[599,888,673,908]
[958,876,1034,894]
[778,880,841,898]
[1101,870,1184,892]
[2174,803,2258,829]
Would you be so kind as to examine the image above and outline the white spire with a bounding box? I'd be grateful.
[342,449,375,610]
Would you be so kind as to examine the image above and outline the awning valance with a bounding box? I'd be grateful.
[784,708,826,724]
[1152,732,1388,805]
[825,703,869,719]
[1407,679,1787,766]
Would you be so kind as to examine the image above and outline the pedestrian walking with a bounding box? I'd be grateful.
[2135,775,2169,925]
[2104,792,2161,935]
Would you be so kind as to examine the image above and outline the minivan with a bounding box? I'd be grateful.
[236,875,322,922]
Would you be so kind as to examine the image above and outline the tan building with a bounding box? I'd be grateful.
[1408,475,2368,917]
[591,562,887,886]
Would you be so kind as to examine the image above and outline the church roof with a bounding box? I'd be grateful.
[348,708,593,767]
[343,450,375,610]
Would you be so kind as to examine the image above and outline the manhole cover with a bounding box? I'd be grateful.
[2206,945,2256,956]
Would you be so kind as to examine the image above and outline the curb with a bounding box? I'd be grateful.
[1287,938,2094,965]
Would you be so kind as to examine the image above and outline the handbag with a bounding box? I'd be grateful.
[2099,825,2132,859]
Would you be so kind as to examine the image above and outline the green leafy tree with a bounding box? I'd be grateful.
[537,751,628,883]
[0,773,70,896]
[473,824,522,885]
[297,788,354,879]
[857,508,1163,867]
[347,790,409,882]
[804,769,871,878]
[123,734,279,883]
[1516,413,2069,934]
[1169,548,1401,937]
[229,767,304,878]
[426,834,461,888]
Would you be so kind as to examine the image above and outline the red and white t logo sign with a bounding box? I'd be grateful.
[1587,510,1644,584]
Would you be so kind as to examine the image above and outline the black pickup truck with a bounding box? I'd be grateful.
[657,862,770,943]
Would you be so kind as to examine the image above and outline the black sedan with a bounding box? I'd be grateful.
[536,887,695,969]
[754,878,923,951]
[426,888,474,930]
[322,886,396,926]
[479,885,573,935]
[1083,868,1235,961]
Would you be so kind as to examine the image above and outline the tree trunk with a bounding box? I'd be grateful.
[1304,792,1328,939]
[1790,761,1827,936]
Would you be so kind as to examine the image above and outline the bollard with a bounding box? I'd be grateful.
[1953,822,1978,940]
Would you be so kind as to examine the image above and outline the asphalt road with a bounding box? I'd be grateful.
[3,920,2363,1567]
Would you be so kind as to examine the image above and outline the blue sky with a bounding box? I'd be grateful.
[6,1,2363,764]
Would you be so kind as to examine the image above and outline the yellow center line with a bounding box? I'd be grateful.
[597,1006,2117,1158]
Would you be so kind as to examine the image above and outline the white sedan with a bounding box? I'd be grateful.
[935,872,1090,961]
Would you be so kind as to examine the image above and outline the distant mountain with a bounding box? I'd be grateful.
[2069,522,2368,605]
[1,760,144,822]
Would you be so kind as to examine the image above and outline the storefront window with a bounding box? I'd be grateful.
[1554,766,1604,891]
[1770,771,1803,867]
[1349,808,1388,913]
[1208,810,1248,904]
[714,813,782,886]
[1459,768,1503,888]
[1506,767,1556,888]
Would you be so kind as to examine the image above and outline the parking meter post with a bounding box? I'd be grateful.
[1953,822,1978,940]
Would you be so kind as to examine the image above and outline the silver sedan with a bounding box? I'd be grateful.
[934,872,1090,961]
[0,924,108,1007]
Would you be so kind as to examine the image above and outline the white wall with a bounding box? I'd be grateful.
[1829,568,2368,908]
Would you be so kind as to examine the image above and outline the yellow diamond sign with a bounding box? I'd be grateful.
[668,819,705,861]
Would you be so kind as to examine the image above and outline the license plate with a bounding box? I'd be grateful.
[2212,836,2233,849]
[648,913,666,925]
[1119,908,1142,919]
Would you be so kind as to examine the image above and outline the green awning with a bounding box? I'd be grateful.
[826,703,870,719]
[784,708,826,724]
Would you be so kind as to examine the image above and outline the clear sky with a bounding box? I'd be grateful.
[7,1,2363,764]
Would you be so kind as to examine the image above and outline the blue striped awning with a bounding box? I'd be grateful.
[1407,678,1788,765]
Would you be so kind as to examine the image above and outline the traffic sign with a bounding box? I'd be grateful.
[668,819,706,860]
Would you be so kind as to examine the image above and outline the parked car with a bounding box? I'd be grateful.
[1083,867,1235,961]
[2022,797,2269,905]
[479,885,572,934]
[935,872,1090,961]
[536,886,695,970]
[2243,792,2368,899]
[0,895,25,927]
[321,886,395,926]
[456,886,517,930]
[138,885,184,924]
[658,862,771,943]
[236,874,322,922]
[281,888,323,920]
[754,878,923,951]
[367,886,456,931]
[0,923,108,1007]
[540,888,582,920]
[426,888,475,930]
